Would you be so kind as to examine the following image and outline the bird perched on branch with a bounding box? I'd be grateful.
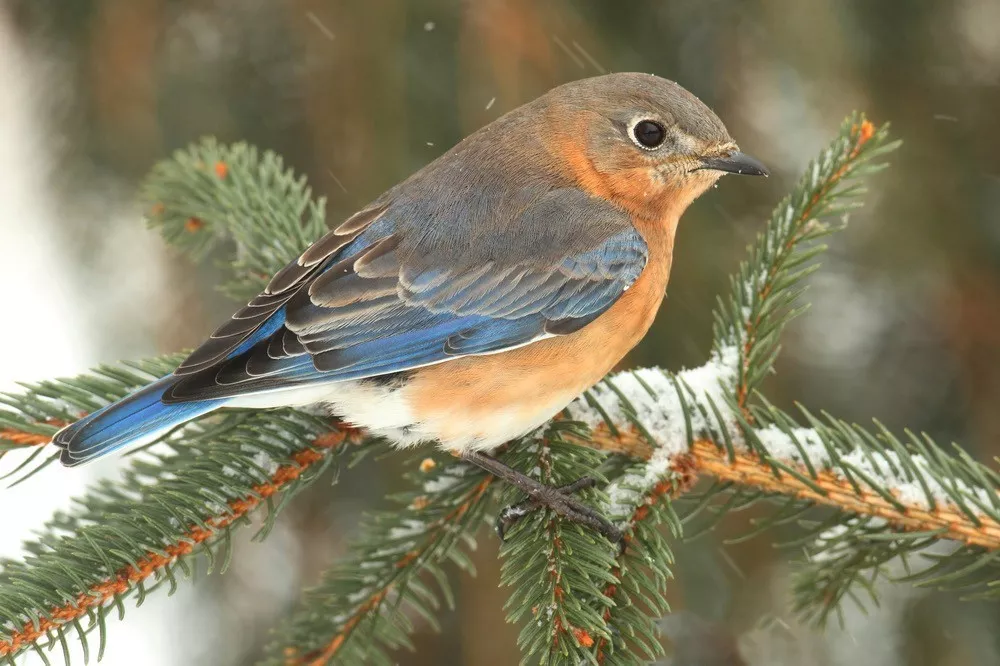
[54,73,767,546]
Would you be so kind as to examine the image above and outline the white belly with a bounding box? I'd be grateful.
[225,379,563,452]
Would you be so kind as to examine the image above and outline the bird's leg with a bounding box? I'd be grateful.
[461,450,624,550]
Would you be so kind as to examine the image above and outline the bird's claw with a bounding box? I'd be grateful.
[495,475,625,553]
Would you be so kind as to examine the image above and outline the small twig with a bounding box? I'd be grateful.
[735,120,877,411]
[285,476,493,666]
[0,419,69,448]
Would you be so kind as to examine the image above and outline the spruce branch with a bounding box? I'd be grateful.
[0,137,329,466]
[0,407,360,663]
[556,114,909,647]
[590,469,690,665]
[585,431,1000,551]
[0,144,351,663]
[261,451,495,666]
[555,113,1000,625]
[0,428,56,448]
[710,117,898,411]
[0,427,353,662]
[571,348,1000,627]
[143,138,329,301]
[497,426,619,665]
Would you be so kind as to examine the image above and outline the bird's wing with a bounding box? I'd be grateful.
[164,188,648,402]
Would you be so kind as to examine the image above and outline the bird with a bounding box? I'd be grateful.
[53,72,767,544]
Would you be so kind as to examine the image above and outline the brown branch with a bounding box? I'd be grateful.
[586,426,1000,551]
[0,429,355,658]
[0,419,70,448]
[0,428,52,447]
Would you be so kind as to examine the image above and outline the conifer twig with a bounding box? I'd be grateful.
[496,432,619,664]
[283,475,493,666]
[0,426,61,447]
[263,455,496,666]
[29,418,993,558]
[587,430,1000,551]
[592,468,696,663]
[733,120,877,411]
[0,429,354,660]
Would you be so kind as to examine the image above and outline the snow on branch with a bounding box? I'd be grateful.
[567,355,1000,552]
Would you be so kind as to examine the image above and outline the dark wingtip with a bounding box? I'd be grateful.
[51,423,72,450]
[52,421,89,466]
[59,448,83,467]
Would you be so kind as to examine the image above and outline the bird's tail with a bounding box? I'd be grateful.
[53,376,223,466]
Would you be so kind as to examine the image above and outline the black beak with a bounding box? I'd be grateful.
[695,151,770,177]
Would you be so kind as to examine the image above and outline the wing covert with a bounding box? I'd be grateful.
[165,188,647,402]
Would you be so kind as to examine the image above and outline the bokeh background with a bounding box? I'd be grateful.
[2,1,1000,664]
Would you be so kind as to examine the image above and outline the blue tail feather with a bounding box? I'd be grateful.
[53,376,223,467]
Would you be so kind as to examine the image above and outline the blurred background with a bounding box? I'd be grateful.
[2,1,999,664]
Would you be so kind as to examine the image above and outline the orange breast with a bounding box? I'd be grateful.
[405,215,677,452]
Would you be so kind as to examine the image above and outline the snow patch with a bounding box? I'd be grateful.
[567,345,740,454]
[573,346,741,520]
[754,424,997,513]
[567,345,997,525]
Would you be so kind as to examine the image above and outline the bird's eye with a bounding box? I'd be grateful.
[632,120,666,150]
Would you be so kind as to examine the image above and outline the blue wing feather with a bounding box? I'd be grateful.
[163,188,647,402]
[54,377,223,466]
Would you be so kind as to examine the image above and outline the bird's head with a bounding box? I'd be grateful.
[538,73,768,220]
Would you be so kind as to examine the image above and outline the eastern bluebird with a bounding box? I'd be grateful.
[54,73,767,542]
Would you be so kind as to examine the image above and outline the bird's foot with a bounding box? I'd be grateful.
[461,450,624,552]
[495,476,611,540]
